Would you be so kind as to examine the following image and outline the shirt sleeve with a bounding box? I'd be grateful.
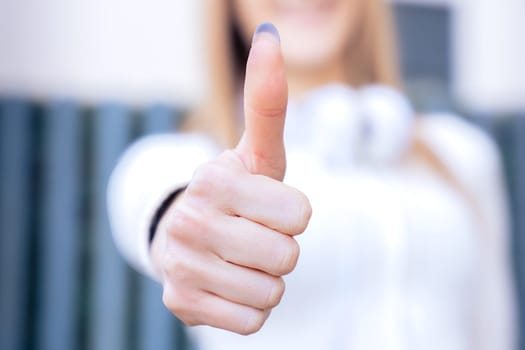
[419,114,517,350]
[107,133,219,280]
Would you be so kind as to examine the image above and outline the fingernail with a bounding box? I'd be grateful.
[252,22,280,44]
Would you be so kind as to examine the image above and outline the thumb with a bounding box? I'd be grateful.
[235,23,288,181]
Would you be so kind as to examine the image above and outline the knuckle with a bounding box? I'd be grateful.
[171,258,192,281]
[275,238,300,275]
[167,207,196,239]
[264,277,285,308]
[176,309,201,327]
[162,250,197,284]
[162,285,202,326]
[187,163,223,198]
[167,205,214,246]
[290,191,312,234]
[187,162,237,203]
[240,311,266,335]
[162,286,184,316]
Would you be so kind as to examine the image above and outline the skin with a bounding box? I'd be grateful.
[151,0,362,335]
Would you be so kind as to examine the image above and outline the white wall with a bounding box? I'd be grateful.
[1,0,524,112]
[0,0,206,107]
[452,0,525,113]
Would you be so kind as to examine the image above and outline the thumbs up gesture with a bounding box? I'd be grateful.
[151,23,312,335]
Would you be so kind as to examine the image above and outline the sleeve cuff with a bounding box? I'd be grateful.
[148,185,187,244]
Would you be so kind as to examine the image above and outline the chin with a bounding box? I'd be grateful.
[282,46,341,72]
[279,28,348,71]
[274,6,358,72]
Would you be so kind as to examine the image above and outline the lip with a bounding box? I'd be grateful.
[277,0,338,13]
[276,0,338,26]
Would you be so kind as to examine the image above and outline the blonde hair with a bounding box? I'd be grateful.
[190,0,401,148]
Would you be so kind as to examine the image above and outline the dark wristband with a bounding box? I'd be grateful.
[148,186,187,245]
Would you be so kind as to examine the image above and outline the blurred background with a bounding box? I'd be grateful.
[0,0,524,349]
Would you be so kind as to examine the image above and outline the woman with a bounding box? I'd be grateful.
[108,1,517,349]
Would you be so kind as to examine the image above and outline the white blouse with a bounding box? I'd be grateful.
[108,86,516,350]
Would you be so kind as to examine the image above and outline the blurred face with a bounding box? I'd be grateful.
[231,0,363,72]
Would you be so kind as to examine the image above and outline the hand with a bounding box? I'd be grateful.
[151,23,312,335]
